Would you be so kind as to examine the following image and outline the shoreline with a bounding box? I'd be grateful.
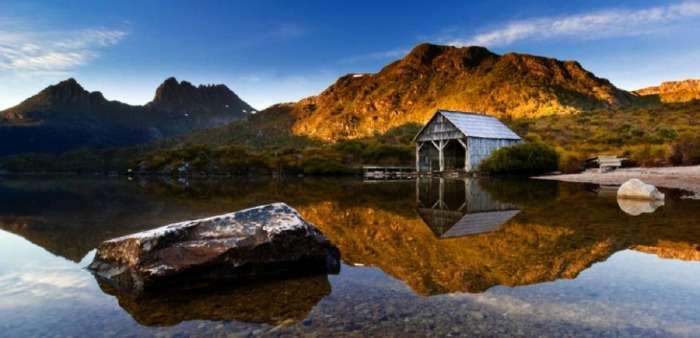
[534,166,700,195]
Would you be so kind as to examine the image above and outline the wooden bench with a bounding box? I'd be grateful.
[588,156,624,173]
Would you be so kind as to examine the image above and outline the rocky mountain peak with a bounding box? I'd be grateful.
[402,43,451,65]
[1,78,112,122]
[261,42,637,141]
[41,78,96,103]
[396,43,498,71]
[147,77,254,121]
[635,79,700,103]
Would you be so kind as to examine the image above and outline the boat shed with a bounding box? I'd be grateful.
[413,110,522,173]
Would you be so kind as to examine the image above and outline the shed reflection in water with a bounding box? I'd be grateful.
[416,177,519,238]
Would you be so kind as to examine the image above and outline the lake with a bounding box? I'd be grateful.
[1,176,700,337]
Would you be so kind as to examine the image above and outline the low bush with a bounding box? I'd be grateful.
[556,148,585,173]
[669,134,700,165]
[479,142,559,175]
[301,155,355,175]
[626,144,669,167]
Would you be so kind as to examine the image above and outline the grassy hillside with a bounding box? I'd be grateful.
[2,100,698,175]
[516,101,700,171]
[0,122,421,175]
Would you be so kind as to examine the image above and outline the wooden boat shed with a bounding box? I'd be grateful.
[413,110,522,173]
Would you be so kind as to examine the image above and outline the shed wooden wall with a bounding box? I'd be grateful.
[466,137,521,171]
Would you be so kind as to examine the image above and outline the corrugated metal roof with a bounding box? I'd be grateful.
[439,110,521,140]
[441,210,520,238]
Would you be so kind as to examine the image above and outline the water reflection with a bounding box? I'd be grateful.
[416,177,519,238]
[96,275,331,326]
[1,176,700,326]
[617,198,665,216]
[592,184,666,216]
[296,178,700,295]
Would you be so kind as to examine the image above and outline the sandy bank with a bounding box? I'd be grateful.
[534,166,700,195]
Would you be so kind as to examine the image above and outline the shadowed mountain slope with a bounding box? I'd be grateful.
[0,78,252,156]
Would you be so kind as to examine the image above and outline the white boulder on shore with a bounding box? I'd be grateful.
[617,178,665,201]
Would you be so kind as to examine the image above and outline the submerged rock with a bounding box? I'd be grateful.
[95,274,331,326]
[88,203,340,292]
[617,179,665,201]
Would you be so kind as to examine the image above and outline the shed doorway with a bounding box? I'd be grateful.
[443,139,466,171]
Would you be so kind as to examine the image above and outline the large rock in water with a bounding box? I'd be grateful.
[88,203,340,292]
[617,179,665,201]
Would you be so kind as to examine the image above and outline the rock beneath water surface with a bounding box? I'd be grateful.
[94,274,331,326]
[88,203,340,292]
[617,179,665,201]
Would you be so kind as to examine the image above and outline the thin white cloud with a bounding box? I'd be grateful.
[0,21,127,73]
[234,22,308,48]
[448,1,700,47]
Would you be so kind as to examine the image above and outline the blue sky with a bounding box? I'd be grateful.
[2,0,700,110]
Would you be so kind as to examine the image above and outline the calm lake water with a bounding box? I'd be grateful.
[1,176,700,337]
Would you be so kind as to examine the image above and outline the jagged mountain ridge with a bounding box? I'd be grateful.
[0,78,253,156]
[255,43,637,141]
[635,79,700,103]
[146,77,253,123]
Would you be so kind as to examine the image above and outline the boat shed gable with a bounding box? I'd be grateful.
[414,110,521,142]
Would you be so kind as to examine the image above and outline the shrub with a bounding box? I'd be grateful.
[627,145,669,167]
[301,155,354,175]
[479,142,559,175]
[656,127,679,141]
[556,148,585,173]
[669,134,700,165]
[361,142,413,164]
[333,140,365,157]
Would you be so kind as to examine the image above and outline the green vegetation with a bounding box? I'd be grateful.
[513,101,700,171]
[132,122,419,176]
[2,100,699,176]
[670,133,700,166]
[479,142,559,175]
[0,123,419,176]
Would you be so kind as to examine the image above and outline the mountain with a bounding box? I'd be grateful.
[1,78,142,124]
[254,43,637,141]
[146,77,253,125]
[635,79,700,103]
[0,78,252,156]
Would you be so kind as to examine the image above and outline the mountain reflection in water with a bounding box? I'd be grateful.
[1,176,700,323]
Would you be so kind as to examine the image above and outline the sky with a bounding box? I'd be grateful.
[2,0,700,110]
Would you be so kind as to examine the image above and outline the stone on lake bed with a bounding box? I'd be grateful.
[88,203,340,292]
[616,179,665,201]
